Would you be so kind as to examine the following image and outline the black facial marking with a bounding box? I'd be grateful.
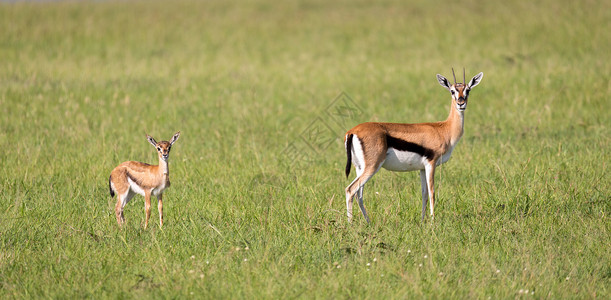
[386,135,436,160]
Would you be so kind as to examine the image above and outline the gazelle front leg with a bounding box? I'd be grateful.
[157,193,164,228]
[419,169,429,221]
[144,191,152,229]
[424,161,436,220]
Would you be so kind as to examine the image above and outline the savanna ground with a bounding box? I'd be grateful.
[0,0,609,298]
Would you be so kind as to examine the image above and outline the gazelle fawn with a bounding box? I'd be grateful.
[344,69,483,222]
[109,132,180,228]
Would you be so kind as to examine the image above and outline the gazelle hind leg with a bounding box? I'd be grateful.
[354,166,371,223]
[115,196,124,225]
[345,134,383,223]
[356,186,370,223]
[345,165,381,223]
[115,190,134,226]
[345,142,364,222]
[345,176,358,222]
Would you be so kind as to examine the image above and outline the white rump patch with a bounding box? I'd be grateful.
[351,134,365,174]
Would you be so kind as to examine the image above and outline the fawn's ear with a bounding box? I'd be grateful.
[170,131,180,145]
[437,74,451,91]
[146,134,158,147]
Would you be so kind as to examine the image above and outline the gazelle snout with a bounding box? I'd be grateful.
[157,145,172,161]
[456,97,467,111]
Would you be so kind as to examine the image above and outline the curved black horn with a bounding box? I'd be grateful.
[451,68,457,85]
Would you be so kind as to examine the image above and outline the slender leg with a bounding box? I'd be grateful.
[115,196,124,226]
[357,186,370,223]
[346,177,358,222]
[345,166,364,222]
[144,191,152,229]
[420,169,429,221]
[424,162,436,220]
[345,135,383,223]
[345,166,381,223]
[354,167,370,223]
[116,190,133,226]
[157,193,164,228]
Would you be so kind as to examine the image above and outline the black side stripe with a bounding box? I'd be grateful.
[386,135,436,160]
[126,171,143,186]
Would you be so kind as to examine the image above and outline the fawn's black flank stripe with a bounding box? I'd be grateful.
[386,135,436,160]
[126,171,143,186]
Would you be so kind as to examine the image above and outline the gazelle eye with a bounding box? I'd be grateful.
[157,147,161,151]
[451,90,455,94]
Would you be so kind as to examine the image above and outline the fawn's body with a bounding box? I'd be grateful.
[109,132,180,228]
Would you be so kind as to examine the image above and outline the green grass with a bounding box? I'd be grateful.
[1,0,609,298]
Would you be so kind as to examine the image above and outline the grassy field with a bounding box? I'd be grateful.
[0,0,609,298]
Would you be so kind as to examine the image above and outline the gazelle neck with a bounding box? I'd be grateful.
[158,157,169,176]
[445,100,465,145]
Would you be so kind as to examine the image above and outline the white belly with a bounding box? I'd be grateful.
[382,148,427,172]
[128,177,147,196]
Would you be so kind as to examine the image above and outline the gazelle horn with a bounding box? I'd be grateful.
[451,68,457,85]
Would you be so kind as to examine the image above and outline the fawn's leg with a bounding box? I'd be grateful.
[157,193,164,227]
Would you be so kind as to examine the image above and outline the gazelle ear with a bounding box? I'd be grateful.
[468,72,483,89]
[437,74,451,91]
[146,134,158,147]
[170,131,180,145]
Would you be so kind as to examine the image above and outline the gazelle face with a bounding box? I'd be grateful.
[450,83,469,112]
[436,71,484,113]
[155,142,173,161]
[147,132,181,162]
